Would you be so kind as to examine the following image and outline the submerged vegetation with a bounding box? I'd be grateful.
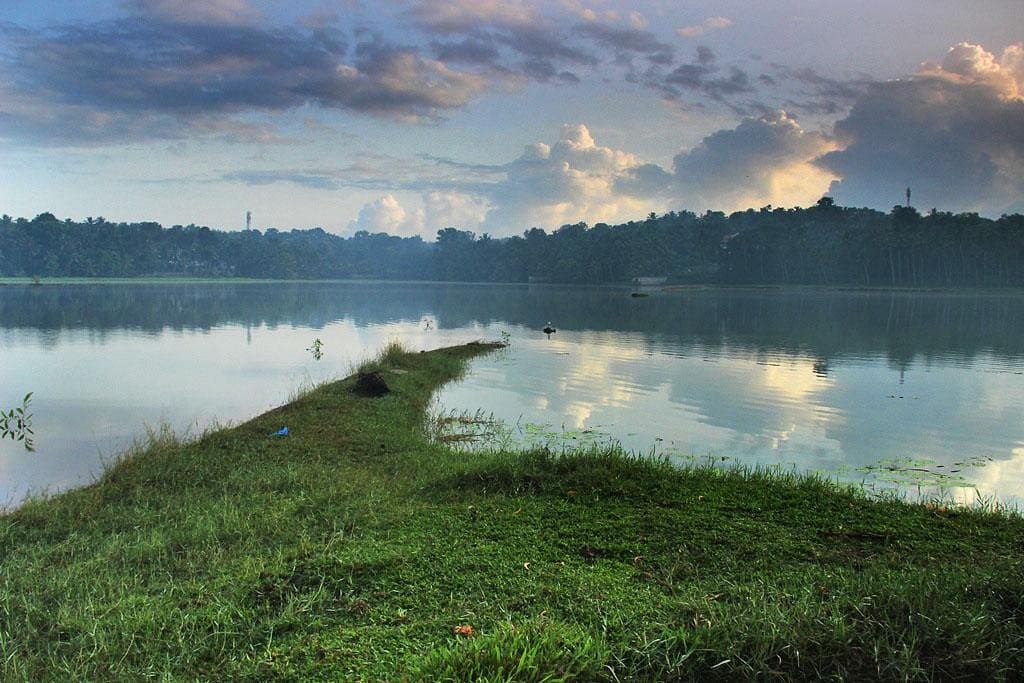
[3,202,1024,286]
[2,342,1022,680]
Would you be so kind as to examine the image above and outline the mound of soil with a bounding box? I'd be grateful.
[352,371,390,397]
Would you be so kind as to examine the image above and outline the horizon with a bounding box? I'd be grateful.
[1,1,1022,236]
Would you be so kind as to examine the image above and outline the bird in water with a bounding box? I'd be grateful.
[542,322,556,337]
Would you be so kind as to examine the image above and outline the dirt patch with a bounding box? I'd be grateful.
[352,371,390,397]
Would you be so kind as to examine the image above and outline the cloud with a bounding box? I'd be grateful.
[349,191,487,237]
[2,1,771,147]
[407,0,598,85]
[669,111,837,211]
[425,190,489,230]
[124,0,259,26]
[226,118,837,233]
[212,39,1024,229]
[222,149,501,197]
[574,22,673,57]
[223,170,340,190]
[350,194,420,235]
[633,46,755,109]
[0,17,489,145]
[928,42,1024,98]
[819,42,1024,214]
[675,16,732,39]
[223,39,1024,228]
[431,38,502,64]
[612,110,836,212]
[339,41,488,117]
[406,0,539,33]
[479,123,661,232]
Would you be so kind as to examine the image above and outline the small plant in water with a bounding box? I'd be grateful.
[307,338,324,361]
[1,393,35,452]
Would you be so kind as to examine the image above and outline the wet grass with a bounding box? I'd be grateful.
[2,341,1022,680]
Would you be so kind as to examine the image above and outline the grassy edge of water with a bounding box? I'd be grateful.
[1,341,1022,681]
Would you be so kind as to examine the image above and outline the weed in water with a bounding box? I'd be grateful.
[306,337,324,361]
[0,392,34,452]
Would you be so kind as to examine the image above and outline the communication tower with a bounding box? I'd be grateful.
[246,211,252,230]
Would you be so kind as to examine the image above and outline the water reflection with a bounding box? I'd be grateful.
[2,282,1023,507]
[437,333,1024,505]
[4,283,1024,365]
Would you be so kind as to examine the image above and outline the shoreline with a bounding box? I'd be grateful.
[2,341,1022,679]
[4,276,1024,297]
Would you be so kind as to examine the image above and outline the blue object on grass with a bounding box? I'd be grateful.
[274,426,289,437]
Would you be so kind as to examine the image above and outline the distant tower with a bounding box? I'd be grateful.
[905,187,911,208]
[245,211,252,230]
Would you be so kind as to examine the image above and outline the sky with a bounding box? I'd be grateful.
[0,0,1022,238]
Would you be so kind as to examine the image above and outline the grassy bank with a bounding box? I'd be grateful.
[2,342,1022,680]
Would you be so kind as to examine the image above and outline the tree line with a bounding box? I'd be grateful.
[3,199,1023,287]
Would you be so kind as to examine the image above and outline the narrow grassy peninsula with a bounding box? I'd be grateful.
[2,342,1022,680]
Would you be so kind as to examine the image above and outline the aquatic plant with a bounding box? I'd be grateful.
[306,337,324,361]
[0,393,34,452]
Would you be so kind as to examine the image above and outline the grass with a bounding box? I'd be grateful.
[1,341,1022,680]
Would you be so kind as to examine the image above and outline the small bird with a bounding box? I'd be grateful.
[542,322,556,337]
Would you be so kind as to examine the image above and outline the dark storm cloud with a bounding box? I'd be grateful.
[0,17,486,144]
[0,0,771,147]
[819,75,1024,212]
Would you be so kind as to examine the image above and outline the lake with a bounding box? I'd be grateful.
[1,281,1022,508]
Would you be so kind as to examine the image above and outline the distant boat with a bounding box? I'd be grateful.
[631,276,667,286]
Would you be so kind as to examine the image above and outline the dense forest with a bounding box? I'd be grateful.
[2,199,1023,287]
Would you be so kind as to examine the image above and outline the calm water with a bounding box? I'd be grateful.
[2,282,1023,507]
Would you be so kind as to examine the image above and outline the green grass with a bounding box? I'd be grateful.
[2,342,1022,681]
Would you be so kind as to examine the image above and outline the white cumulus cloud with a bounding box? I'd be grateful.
[349,191,488,238]
[481,123,662,232]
